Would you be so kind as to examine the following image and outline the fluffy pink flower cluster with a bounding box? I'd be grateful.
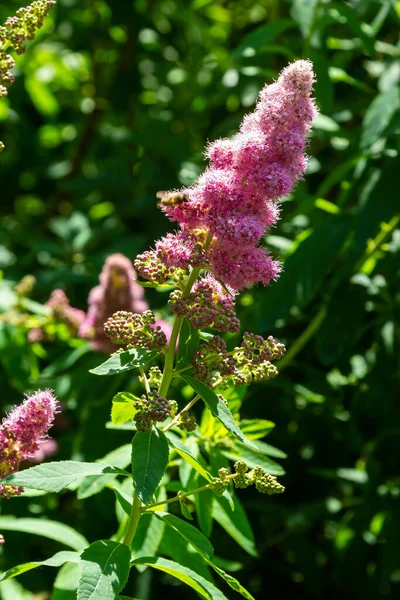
[140,60,317,290]
[0,389,58,498]
[79,253,149,351]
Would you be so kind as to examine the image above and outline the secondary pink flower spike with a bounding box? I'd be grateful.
[0,389,58,498]
[79,253,149,351]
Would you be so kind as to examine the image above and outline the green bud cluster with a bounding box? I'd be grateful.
[192,333,285,390]
[148,366,163,387]
[0,1,56,148]
[233,461,285,495]
[134,393,171,433]
[177,410,196,432]
[210,467,231,496]
[168,399,178,419]
[233,461,252,489]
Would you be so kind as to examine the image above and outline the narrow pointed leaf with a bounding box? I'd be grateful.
[181,375,257,449]
[0,517,88,550]
[89,348,159,376]
[177,318,200,367]
[154,512,214,559]
[131,428,169,504]
[0,551,80,582]
[113,487,133,518]
[212,495,257,557]
[131,557,228,600]
[0,461,119,493]
[78,541,131,600]
[164,431,213,482]
[155,512,254,599]
[210,564,255,600]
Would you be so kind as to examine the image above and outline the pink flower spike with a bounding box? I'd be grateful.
[79,253,149,352]
[146,60,317,290]
[0,389,59,498]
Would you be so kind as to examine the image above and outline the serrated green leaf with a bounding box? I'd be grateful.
[77,473,118,500]
[77,445,132,499]
[211,563,255,600]
[155,512,214,559]
[195,484,214,537]
[131,556,228,600]
[111,392,138,425]
[164,431,213,482]
[155,511,255,599]
[132,428,169,504]
[181,375,257,449]
[0,460,119,493]
[113,486,133,517]
[53,561,81,598]
[89,348,159,376]
[78,541,131,600]
[0,551,80,583]
[252,440,287,459]
[177,318,200,368]
[0,517,88,550]
[239,419,275,440]
[132,512,165,567]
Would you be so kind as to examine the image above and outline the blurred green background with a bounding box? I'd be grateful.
[1,0,400,598]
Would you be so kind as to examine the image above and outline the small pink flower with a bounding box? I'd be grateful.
[0,389,58,498]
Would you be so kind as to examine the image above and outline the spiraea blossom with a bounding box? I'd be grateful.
[135,60,317,291]
[0,389,58,498]
[79,253,149,351]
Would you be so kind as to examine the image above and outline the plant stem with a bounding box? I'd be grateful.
[158,233,213,398]
[162,394,201,432]
[139,366,151,394]
[122,493,142,547]
[141,473,237,513]
[158,265,202,397]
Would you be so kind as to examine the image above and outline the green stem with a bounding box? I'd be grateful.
[162,394,201,432]
[139,366,151,394]
[158,233,213,398]
[158,265,203,397]
[142,473,237,512]
[122,493,142,547]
